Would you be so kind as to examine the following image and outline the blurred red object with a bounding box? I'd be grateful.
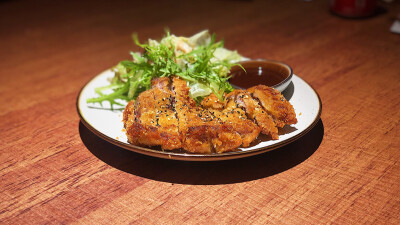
[330,0,377,18]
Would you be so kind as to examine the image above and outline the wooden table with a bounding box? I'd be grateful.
[1,0,399,224]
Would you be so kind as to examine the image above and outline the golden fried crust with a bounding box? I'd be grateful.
[183,108,242,153]
[152,87,182,149]
[125,78,181,150]
[126,90,158,146]
[213,130,242,153]
[218,98,261,147]
[123,100,137,145]
[247,85,297,128]
[201,93,225,110]
[171,77,193,148]
[123,77,297,153]
[171,77,196,107]
[172,77,242,153]
[182,122,242,154]
[226,90,279,140]
[182,125,213,153]
[123,100,135,126]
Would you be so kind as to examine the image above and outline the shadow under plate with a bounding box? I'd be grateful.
[79,118,324,185]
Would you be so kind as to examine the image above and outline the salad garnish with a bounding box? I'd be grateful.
[87,30,244,108]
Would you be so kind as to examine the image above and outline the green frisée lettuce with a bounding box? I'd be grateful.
[87,30,244,108]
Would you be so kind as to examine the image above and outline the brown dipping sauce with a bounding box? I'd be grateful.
[229,60,292,89]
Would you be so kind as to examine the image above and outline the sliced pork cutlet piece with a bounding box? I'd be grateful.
[201,93,225,110]
[247,85,297,128]
[201,93,261,147]
[183,108,242,153]
[226,90,279,140]
[151,77,182,149]
[125,77,181,150]
[170,76,195,141]
[123,99,135,126]
[124,88,155,146]
[221,98,261,147]
[123,99,136,142]
[171,77,241,153]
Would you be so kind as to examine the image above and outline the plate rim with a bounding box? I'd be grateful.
[77,71,322,161]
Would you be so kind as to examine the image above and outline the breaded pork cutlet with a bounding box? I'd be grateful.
[201,93,225,110]
[226,89,279,140]
[123,77,297,153]
[201,94,261,147]
[247,85,297,128]
[221,97,261,147]
[171,77,242,153]
[125,77,181,150]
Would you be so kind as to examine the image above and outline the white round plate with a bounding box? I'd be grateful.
[77,70,322,161]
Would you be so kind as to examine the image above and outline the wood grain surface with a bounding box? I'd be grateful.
[1,0,400,224]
